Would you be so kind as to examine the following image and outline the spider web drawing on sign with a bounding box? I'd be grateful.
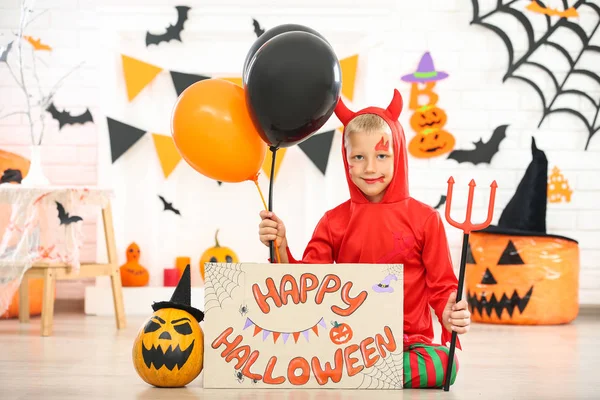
[470,0,600,149]
[357,350,404,389]
[204,262,244,314]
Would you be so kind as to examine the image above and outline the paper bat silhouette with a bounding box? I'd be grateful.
[146,6,190,46]
[526,1,578,18]
[158,195,181,216]
[252,18,265,37]
[46,102,94,130]
[447,124,508,165]
[24,36,52,51]
[0,41,12,62]
[56,201,83,225]
[433,195,447,210]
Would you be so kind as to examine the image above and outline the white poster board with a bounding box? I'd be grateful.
[203,262,404,389]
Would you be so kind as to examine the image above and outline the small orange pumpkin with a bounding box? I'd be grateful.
[329,321,353,345]
[409,104,447,132]
[120,242,149,287]
[408,128,455,158]
[1,278,47,319]
[199,229,238,281]
[466,232,579,325]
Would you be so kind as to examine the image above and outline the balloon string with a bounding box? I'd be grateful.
[253,177,281,264]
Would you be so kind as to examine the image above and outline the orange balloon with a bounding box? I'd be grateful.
[171,79,267,182]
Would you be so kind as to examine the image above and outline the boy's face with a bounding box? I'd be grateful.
[346,130,394,203]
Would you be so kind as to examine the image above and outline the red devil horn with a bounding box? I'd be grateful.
[334,96,355,125]
[386,89,403,121]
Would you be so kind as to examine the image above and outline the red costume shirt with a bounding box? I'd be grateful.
[285,90,460,350]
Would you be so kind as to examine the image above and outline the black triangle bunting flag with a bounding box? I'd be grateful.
[298,129,335,175]
[170,71,210,96]
[107,117,147,163]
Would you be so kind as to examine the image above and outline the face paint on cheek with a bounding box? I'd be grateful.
[375,136,390,152]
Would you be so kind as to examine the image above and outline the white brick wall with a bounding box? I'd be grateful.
[1,0,599,305]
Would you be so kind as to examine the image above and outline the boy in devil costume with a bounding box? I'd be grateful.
[258,89,470,388]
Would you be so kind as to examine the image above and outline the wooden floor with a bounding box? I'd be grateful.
[1,308,599,400]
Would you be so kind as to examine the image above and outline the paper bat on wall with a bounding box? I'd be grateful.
[146,5,191,46]
[24,36,52,51]
[158,195,181,216]
[447,124,508,165]
[0,41,12,63]
[433,195,447,210]
[46,102,94,130]
[252,18,265,37]
[526,1,578,18]
[56,201,83,225]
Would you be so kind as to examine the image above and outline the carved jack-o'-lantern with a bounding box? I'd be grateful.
[329,321,353,345]
[199,229,238,281]
[132,266,205,387]
[466,232,579,325]
[408,128,455,158]
[409,105,447,132]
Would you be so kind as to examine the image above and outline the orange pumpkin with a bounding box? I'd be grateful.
[199,229,238,281]
[1,278,47,319]
[466,232,579,325]
[329,321,353,345]
[0,149,30,183]
[408,128,455,158]
[409,104,447,132]
[120,242,149,287]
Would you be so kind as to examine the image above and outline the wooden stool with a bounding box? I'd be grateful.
[17,203,126,336]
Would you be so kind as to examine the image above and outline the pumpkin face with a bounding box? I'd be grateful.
[466,232,579,325]
[133,308,204,387]
[408,128,455,158]
[120,242,149,287]
[329,321,353,345]
[409,105,447,132]
[200,229,238,281]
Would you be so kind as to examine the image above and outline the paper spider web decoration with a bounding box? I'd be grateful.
[357,350,404,389]
[204,262,244,314]
[470,0,600,149]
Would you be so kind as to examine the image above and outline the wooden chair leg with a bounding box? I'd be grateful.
[102,203,126,329]
[41,269,56,336]
[18,273,30,323]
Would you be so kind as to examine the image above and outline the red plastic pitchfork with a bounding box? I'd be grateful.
[443,177,497,391]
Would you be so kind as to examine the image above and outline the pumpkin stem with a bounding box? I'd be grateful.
[215,229,220,247]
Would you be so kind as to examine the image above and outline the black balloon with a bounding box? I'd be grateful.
[243,24,329,85]
[245,31,341,148]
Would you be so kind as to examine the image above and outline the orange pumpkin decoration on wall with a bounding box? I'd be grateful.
[199,229,238,281]
[120,242,149,287]
[133,266,204,387]
[408,128,455,158]
[329,321,353,345]
[409,104,447,132]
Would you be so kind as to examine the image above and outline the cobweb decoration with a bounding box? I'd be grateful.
[382,264,403,278]
[357,350,404,389]
[204,263,244,314]
[470,0,600,149]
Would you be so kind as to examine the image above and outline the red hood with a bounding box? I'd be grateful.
[335,89,409,204]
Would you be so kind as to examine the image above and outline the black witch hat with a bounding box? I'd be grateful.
[477,137,576,243]
[152,264,205,323]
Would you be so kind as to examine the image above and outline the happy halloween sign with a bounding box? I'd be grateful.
[203,262,404,389]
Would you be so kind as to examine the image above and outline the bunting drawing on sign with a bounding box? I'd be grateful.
[152,133,183,178]
[261,148,287,181]
[121,54,163,101]
[170,70,210,97]
[243,317,327,344]
[298,129,337,175]
[106,117,147,163]
[340,54,359,101]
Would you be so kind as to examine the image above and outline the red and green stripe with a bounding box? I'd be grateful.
[403,344,458,388]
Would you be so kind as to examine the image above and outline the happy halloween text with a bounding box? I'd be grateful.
[211,273,398,385]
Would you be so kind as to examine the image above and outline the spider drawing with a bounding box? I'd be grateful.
[234,369,244,383]
[239,303,249,316]
[251,378,259,385]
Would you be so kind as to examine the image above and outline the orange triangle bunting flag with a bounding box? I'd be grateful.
[312,325,320,336]
[273,332,281,343]
[151,133,182,178]
[340,54,359,101]
[121,54,163,101]
[262,148,287,181]
[221,77,243,87]
[253,325,263,337]
[292,332,301,343]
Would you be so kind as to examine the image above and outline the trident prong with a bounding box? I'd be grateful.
[445,177,497,234]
